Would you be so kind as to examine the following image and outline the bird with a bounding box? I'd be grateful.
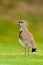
[18,20,36,56]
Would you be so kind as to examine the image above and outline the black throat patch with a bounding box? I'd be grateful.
[19,31,22,39]
[20,31,22,34]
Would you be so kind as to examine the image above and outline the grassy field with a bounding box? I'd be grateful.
[0,19,43,65]
[0,43,43,65]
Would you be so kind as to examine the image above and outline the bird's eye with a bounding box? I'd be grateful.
[20,22,23,23]
[19,21,24,23]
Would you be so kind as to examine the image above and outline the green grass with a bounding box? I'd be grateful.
[0,19,43,65]
[0,43,43,65]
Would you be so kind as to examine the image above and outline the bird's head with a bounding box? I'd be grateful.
[18,20,28,28]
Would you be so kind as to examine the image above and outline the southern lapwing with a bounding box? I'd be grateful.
[18,20,36,56]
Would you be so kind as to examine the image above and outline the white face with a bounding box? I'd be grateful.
[19,20,28,27]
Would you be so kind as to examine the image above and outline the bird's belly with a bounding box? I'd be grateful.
[19,38,33,48]
[21,36,31,42]
[19,39,25,47]
[19,38,30,47]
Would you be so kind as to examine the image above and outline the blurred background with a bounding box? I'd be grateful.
[0,0,43,53]
[0,1,43,65]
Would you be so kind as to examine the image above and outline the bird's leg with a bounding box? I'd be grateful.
[28,47,29,56]
[24,47,26,56]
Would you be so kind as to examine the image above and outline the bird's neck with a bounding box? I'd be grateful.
[20,27,28,32]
